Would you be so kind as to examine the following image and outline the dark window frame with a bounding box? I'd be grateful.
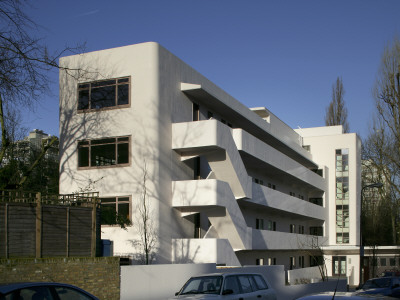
[78,136,130,169]
[77,77,131,112]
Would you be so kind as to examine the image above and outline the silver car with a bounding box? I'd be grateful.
[170,272,277,300]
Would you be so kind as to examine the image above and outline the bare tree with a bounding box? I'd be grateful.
[325,77,350,133]
[0,0,88,189]
[136,161,157,264]
[298,236,328,281]
[363,36,400,245]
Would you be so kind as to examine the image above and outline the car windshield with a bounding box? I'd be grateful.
[363,278,392,289]
[180,276,223,295]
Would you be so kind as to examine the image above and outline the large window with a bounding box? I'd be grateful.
[78,77,130,111]
[78,136,130,168]
[336,149,350,244]
[101,196,130,226]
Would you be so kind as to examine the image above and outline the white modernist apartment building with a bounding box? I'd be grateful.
[59,42,362,285]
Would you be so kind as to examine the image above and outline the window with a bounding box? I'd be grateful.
[101,196,130,225]
[309,197,323,206]
[78,136,130,168]
[310,226,323,236]
[380,258,387,267]
[290,256,296,270]
[390,258,396,266]
[267,220,276,231]
[311,256,324,267]
[237,275,254,293]
[252,275,269,290]
[256,218,264,230]
[299,256,305,268]
[223,276,240,295]
[298,225,304,234]
[54,286,94,300]
[193,103,200,121]
[290,224,296,233]
[256,258,264,265]
[336,148,350,244]
[78,77,130,111]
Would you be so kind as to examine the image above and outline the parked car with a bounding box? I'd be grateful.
[170,273,277,299]
[296,291,395,299]
[357,276,400,297]
[0,282,100,300]
[381,270,400,277]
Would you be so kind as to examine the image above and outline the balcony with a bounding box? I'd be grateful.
[232,129,326,192]
[172,120,252,199]
[249,184,326,220]
[252,229,325,250]
[172,238,240,266]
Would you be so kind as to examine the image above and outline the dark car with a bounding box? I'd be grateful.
[0,282,99,300]
[381,270,400,277]
[357,276,400,298]
[296,292,395,299]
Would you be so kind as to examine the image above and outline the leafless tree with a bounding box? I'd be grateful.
[298,236,328,281]
[325,77,350,133]
[136,161,157,264]
[363,36,400,245]
[0,0,89,190]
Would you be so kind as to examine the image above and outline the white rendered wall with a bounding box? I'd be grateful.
[298,127,361,285]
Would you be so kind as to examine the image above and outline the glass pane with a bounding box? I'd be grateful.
[118,137,129,142]
[91,144,116,166]
[340,260,346,274]
[92,79,116,87]
[78,83,90,89]
[55,287,93,300]
[253,275,268,290]
[92,138,115,145]
[91,85,116,109]
[101,204,117,225]
[117,143,129,164]
[118,203,130,220]
[78,146,89,167]
[101,198,116,203]
[78,89,89,110]
[238,276,253,293]
[19,287,53,300]
[118,78,129,83]
[118,84,129,105]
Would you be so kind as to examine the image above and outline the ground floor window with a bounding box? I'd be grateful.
[299,256,305,268]
[333,256,346,276]
[310,255,324,267]
[290,256,296,270]
[100,196,130,226]
[256,258,264,265]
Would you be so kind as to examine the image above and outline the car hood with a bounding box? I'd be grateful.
[169,294,220,299]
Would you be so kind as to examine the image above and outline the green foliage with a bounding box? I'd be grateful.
[100,206,132,229]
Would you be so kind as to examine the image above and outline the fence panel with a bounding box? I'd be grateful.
[0,191,100,259]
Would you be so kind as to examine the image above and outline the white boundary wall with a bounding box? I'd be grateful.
[120,264,347,300]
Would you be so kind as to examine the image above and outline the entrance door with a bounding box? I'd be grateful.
[333,256,347,276]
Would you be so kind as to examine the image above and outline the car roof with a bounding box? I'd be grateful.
[191,272,264,277]
[0,282,86,295]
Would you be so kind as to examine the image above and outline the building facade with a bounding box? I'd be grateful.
[59,42,362,285]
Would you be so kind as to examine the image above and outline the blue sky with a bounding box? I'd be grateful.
[22,0,400,139]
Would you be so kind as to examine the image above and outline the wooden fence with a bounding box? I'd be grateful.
[0,190,101,258]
